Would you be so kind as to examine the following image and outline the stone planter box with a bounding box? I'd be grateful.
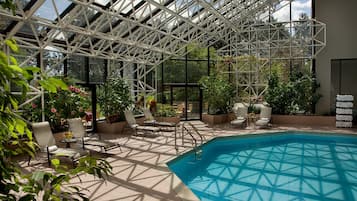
[202,113,235,125]
[271,115,335,127]
[97,121,127,134]
[155,116,180,124]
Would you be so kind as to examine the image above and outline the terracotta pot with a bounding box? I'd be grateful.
[97,121,127,134]
[106,114,119,123]
[202,113,231,125]
[155,116,180,124]
[271,115,335,127]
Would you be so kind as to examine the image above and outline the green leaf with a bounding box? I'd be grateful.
[8,64,24,73]
[9,56,18,65]
[15,118,26,134]
[48,77,68,90]
[19,194,35,201]
[39,80,57,93]
[51,159,60,168]
[31,171,46,182]
[5,39,19,53]
[23,66,41,73]
[51,174,67,186]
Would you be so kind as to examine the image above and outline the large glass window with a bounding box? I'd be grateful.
[67,55,86,83]
[43,49,64,76]
[89,58,106,84]
[163,60,185,83]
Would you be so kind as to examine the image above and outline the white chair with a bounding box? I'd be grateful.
[31,121,88,166]
[230,106,248,127]
[124,110,160,135]
[67,118,121,153]
[255,106,272,128]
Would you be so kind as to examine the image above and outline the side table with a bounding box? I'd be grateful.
[61,138,77,148]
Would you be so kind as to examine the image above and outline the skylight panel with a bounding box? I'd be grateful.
[113,0,142,14]
[34,0,71,21]
[95,0,110,6]
[133,3,156,20]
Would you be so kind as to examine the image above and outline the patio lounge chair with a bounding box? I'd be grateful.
[67,118,121,153]
[142,108,177,128]
[255,106,272,128]
[230,106,248,127]
[124,110,160,135]
[31,121,88,166]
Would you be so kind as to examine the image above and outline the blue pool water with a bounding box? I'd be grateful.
[167,132,357,201]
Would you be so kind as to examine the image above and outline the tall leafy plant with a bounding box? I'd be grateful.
[265,71,321,114]
[199,74,235,114]
[98,77,133,122]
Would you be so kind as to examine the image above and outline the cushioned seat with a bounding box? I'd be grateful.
[255,107,272,128]
[230,106,248,128]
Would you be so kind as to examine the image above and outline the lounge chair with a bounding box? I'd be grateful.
[142,108,177,127]
[230,106,248,127]
[255,106,272,128]
[124,110,160,135]
[67,118,121,153]
[31,121,88,166]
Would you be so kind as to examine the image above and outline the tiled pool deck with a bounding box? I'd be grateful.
[20,122,357,201]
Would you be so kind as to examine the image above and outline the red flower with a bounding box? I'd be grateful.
[74,88,81,93]
[51,108,57,113]
[31,103,37,108]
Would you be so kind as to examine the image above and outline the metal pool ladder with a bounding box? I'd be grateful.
[181,122,204,160]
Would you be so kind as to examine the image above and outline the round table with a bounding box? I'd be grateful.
[61,138,77,148]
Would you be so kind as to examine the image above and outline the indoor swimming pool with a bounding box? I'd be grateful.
[168,132,357,201]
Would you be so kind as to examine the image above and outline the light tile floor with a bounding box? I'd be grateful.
[20,121,357,201]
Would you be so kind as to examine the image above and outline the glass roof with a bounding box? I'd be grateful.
[0,0,315,66]
[34,0,71,21]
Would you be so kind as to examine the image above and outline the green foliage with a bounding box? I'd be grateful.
[265,70,321,114]
[199,74,235,114]
[0,0,16,14]
[20,156,112,201]
[98,77,134,121]
[155,104,177,117]
[0,38,112,200]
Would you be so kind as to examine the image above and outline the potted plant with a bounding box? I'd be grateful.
[199,74,235,124]
[97,77,134,133]
[264,71,333,126]
[155,104,180,124]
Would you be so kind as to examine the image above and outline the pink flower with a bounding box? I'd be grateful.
[31,103,37,108]
[74,88,81,93]
[69,85,75,92]
[51,108,57,113]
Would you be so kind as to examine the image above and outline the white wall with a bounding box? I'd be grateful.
[315,0,357,114]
